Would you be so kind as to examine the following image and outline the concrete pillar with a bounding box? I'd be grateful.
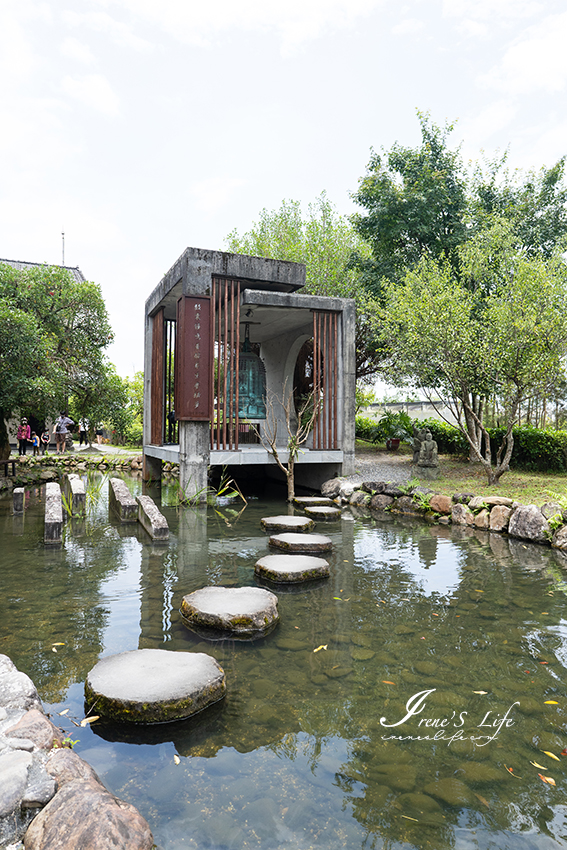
[13,487,24,514]
[341,300,356,475]
[178,421,209,503]
[44,482,63,545]
[142,453,162,484]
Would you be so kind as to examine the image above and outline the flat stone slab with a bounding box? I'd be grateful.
[293,496,336,507]
[181,586,279,636]
[13,487,24,514]
[260,515,314,533]
[44,482,62,545]
[268,532,333,553]
[255,554,330,583]
[109,478,137,522]
[85,649,225,724]
[64,474,85,516]
[304,506,342,521]
[136,495,169,540]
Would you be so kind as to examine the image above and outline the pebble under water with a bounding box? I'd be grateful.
[2,475,567,850]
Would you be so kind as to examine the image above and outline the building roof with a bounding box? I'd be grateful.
[0,258,86,283]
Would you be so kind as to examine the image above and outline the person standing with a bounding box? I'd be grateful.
[17,418,31,456]
[53,412,74,454]
[78,418,88,446]
[31,432,40,456]
[40,428,50,455]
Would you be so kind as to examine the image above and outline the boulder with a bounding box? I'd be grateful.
[490,505,512,533]
[85,649,226,724]
[320,479,341,499]
[451,504,475,526]
[180,586,279,635]
[483,496,514,507]
[452,493,473,504]
[541,501,563,520]
[508,504,549,544]
[429,494,452,514]
[5,710,63,751]
[369,494,394,511]
[255,554,330,583]
[349,491,371,507]
[468,496,488,510]
[392,496,419,514]
[473,509,490,530]
[383,483,405,497]
[260,515,314,533]
[552,526,567,551]
[361,481,386,494]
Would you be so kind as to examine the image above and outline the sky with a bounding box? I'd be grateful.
[2,0,567,377]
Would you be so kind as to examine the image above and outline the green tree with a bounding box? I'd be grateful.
[225,193,381,381]
[380,224,567,484]
[0,263,113,458]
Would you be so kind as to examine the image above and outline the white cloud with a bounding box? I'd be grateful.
[62,10,154,52]
[61,74,120,115]
[190,177,246,215]
[60,37,96,64]
[105,0,383,53]
[442,0,543,22]
[392,17,424,36]
[480,12,567,94]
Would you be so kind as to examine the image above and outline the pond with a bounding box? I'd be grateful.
[2,475,567,850]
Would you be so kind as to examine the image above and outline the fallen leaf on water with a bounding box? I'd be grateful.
[540,661,549,665]
[173,755,180,765]
[382,681,396,685]
[51,648,57,653]
[294,626,299,629]
[544,700,559,704]
[475,793,490,808]
[432,613,439,617]
[474,589,485,593]
[80,716,100,727]
[505,765,522,778]
[313,645,328,653]
[58,709,69,716]
[333,597,342,601]
[473,690,488,695]
[420,637,425,640]
[71,720,81,727]
[400,598,410,602]
[52,642,65,646]
[401,815,419,822]
[543,751,560,761]
[332,665,339,670]
[561,748,567,756]
[530,762,547,769]
[539,774,556,786]
[541,612,549,615]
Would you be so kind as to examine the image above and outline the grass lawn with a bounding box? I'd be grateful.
[356,441,567,505]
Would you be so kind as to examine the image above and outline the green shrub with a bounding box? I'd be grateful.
[417,418,469,456]
[489,426,567,472]
[355,415,380,441]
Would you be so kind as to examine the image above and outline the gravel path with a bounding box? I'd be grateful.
[342,449,414,486]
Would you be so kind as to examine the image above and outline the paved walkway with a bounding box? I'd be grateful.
[345,448,414,485]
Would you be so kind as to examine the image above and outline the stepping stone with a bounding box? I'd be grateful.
[84,649,225,724]
[255,554,330,583]
[180,586,279,636]
[109,478,137,522]
[268,533,333,553]
[260,515,314,533]
[304,506,342,521]
[293,496,336,507]
[137,494,169,540]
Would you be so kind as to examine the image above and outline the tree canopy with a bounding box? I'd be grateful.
[0,263,113,457]
[225,193,381,381]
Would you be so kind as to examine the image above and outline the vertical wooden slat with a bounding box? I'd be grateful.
[210,278,216,449]
[216,281,221,450]
[223,280,228,450]
[151,308,165,446]
[235,281,241,451]
[333,312,338,449]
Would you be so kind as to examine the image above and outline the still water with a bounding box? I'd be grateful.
[2,476,567,849]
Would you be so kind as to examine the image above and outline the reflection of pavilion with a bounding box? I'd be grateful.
[143,248,355,500]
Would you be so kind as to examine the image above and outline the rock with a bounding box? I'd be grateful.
[268,533,333,553]
[339,483,355,499]
[349,491,371,507]
[5,710,63,750]
[85,649,226,723]
[392,495,418,514]
[456,762,505,785]
[254,554,330,583]
[483,495,514,507]
[429,494,452,514]
[0,656,41,713]
[383,483,405,497]
[541,501,563,520]
[508,504,549,544]
[304,506,341,521]
[369,494,394,511]
[552,526,567,551]
[180,586,279,635]
[474,508,490,529]
[23,778,154,850]
[468,496,488,510]
[293,496,335,507]
[136,494,169,540]
[0,750,32,817]
[321,479,341,499]
[260,515,314,533]
[451,504,475,526]
[45,749,100,786]
[490,505,512,532]
[452,493,473,504]
[361,481,386,494]
[423,777,476,807]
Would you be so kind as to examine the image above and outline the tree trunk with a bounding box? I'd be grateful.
[287,457,295,502]
[0,410,10,461]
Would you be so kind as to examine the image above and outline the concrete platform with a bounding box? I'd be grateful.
[255,554,330,583]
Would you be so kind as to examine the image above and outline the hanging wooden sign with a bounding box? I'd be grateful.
[175,296,212,421]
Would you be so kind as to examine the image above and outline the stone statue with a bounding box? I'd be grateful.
[416,431,439,479]
[411,424,427,465]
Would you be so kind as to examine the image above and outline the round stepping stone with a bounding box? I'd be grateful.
[304,506,342,521]
[293,496,336,507]
[260,515,314,533]
[255,554,330,583]
[180,586,279,636]
[268,532,333,553]
[84,649,225,724]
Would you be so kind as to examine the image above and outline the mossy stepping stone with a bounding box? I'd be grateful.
[268,533,333,553]
[304,506,341,521]
[180,586,279,636]
[84,649,225,724]
[293,496,336,507]
[255,554,330,583]
[260,515,314,533]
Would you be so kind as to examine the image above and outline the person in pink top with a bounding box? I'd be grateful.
[17,418,31,455]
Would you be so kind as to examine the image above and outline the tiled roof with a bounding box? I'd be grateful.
[0,258,86,283]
